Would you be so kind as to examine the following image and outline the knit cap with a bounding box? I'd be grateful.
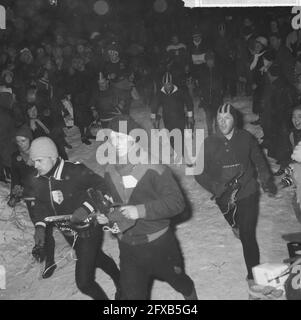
[15,125,33,141]
[217,103,238,124]
[29,137,58,160]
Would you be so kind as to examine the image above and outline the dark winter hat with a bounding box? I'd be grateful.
[255,36,268,48]
[192,28,202,37]
[268,64,281,77]
[108,115,144,138]
[205,51,215,61]
[217,103,238,124]
[15,125,33,141]
[162,72,173,84]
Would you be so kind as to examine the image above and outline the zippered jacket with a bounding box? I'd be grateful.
[31,158,108,228]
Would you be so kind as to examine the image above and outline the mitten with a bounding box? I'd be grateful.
[70,207,89,224]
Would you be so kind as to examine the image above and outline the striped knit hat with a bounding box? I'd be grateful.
[217,103,237,124]
[162,72,173,85]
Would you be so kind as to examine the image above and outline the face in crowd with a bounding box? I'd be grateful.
[217,112,235,136]
[292,108,301,130]
[16,136,31,153]
[32,157,56,176]
[269,35,281,51]
[171,35,179,45]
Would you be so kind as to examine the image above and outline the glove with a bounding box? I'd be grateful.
[70,207,90,224]
[32,244,45,263]
[106,207,136,233]
[262,178,277,197]
[34,225,46,247]
[7,195,19,208]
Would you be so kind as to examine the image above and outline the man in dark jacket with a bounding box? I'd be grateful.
[261,64,295,169]
[187,29,209,82]
[89,72,119,127]
[0,103,15,182]
[103,115,198,300]
[269,32,296,87]
[197,51,224,136]
[195,103,277,294]
[29,137,120,299]
[151,72,194,163]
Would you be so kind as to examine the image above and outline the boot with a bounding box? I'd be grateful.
[42,261,57,279]
[183,286,198,300]
[81,137,92,145]
[232,227,240,240]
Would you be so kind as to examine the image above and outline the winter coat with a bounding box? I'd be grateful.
[31,158,108,227]
[104,153,185,245]
[89,87,118,117]
[197,65,223,109]
[195,128,272,200]
[0,105,16,168]
[187,40,209,77]
[273,45,296,87]
[10,151,36,198]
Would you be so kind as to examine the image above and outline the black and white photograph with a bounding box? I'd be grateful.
[0,0,301,303]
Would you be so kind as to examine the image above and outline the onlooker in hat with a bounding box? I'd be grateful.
[261,64,295,167]
[187,28,210,81]
[8,125,37,213]
[195,103,277,296]
[102,115,198,300]
[197,51,224,136]
[0,98,16,183]
[165,34,188,79]
[69,56,94,145]
[269,32,296,87]
[89,72,120,128]
[249,36,270,117]
[16,48,37,86]
[151,71,194,163]
[214,22,237,98]
[273,105,301,176]
[235,24,256,96]
[24,87,69,160]
[286,29,301,57]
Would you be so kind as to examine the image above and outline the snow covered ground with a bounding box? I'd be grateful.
[0,96,301,300]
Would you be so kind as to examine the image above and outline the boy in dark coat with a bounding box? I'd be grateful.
[103,115,198,300]
[29,137,120,299]
[195,103,277,295]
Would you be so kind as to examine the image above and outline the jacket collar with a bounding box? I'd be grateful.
[216,127,238,141]
[161,85,178,95]
[37,158,64,180]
